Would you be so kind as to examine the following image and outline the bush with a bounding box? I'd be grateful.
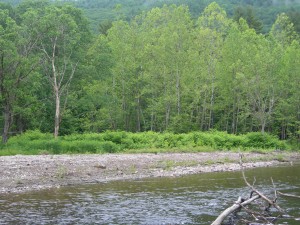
[0,130,290,155]
[60,140,100,154]
[98,141,120,153]
[244,132,288,149]
[7,130,52,146]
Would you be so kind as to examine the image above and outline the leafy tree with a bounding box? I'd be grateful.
[33,4,91,137]
[275,40,300,139]
[70,34,116,133]
[141,5,193,131]
[233,6,263,33]
[216,19,249,133]
[98,20,113,35]
[288,9,300,34]
[192,2,231,130]
[270,13,298,47]
[0,9,40,143]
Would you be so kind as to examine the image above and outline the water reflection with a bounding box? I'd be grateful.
[0,164,299,225]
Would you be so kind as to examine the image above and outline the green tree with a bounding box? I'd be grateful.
[233,6,263,33]
[0,9,40,143]
[217,19,249,134]
[35,4,91,138]
[275,40,300,139]
[191,2,231,130]
[217,18,282,134]
[288,10,300,34]
[270,13,298,47]
[140,5,193,131]
[70,34,116,133]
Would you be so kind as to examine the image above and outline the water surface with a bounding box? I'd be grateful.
[0,164,299,224]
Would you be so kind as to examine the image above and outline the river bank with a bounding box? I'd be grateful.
[0,152,299,194]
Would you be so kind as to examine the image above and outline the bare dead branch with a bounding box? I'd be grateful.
[240,155,284,213]
[211,195,260,225]
[277,191,300,199]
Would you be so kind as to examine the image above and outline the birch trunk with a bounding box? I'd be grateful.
[54,86,60,138]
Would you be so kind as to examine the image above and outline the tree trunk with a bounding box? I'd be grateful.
[165,103,170,130]
[2,102,13,143]
[136,96,141,132]
[280,123,287,140]
[200,91,207,130]
[176,65,181,115]
[54,86,60,138]
[261,119,266,134]
[52,42,60,138]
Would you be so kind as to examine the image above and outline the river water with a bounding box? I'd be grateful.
[0,164,299,225]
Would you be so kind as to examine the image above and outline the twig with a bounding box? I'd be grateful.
[277,191,300,199]
[271,177,278,203]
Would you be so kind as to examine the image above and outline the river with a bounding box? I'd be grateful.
[0,164,299,224]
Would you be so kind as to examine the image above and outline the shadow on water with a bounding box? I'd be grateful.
[0,164,299,225]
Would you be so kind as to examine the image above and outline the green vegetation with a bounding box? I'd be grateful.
[0,1,299,153]
[2,1,300,33]
[59,0,300,34]
[0,130,289,156]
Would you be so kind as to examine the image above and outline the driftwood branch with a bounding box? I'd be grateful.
[211,195,260,225]
[240,155,284,213]
[211,154,299,225]
[277,191,300,199]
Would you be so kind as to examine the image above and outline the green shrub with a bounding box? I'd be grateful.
[98,141,120,153]
[7,130,52,146]
[244,132,287,149]
[0,129,290,155]
[60,140,100,154]
[102,131,128,144]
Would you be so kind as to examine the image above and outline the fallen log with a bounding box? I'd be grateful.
[211,195,260,225]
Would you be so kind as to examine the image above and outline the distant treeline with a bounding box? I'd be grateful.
[1,0,300,33]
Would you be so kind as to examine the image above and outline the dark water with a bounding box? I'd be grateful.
[0,164,299,225]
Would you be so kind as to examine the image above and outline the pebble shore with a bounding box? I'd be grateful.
[0,152,299,194]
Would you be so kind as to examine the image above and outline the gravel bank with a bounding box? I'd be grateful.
[0,152,299,194]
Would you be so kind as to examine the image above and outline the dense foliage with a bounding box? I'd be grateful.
[2,0,300,33]
[0,130,289,155]
[0,1,299,150]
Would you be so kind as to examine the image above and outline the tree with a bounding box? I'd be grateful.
[275,40,300,139]
[0,9,39,143]
[70,34,116,133]
[217,19,249,134]
[192,2,231,130]
[140,5,193,131]
[36,4,91,138]
[288,9,300,34]
[233,6,263,33]
[270,13,298,47]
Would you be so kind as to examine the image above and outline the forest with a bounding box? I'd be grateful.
[2,0,300,33]
[0,0,299,151]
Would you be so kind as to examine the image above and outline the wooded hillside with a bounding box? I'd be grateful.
[2,0,300,33]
